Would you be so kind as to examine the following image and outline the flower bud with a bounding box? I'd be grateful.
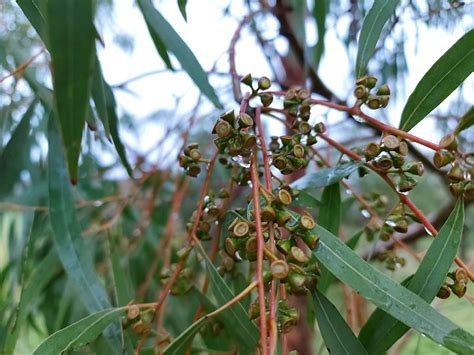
[301,233,319,249]
[447,162,464,182]
[186,164,201,177]
[439,133,458,151]
[271,260,289,279]
[260,93,273,107]
[258,76,271,90]
[288,271,307,292]
[450,281,467,298]
[376,84,390,96]
[379,95,390,108]
[449,181,466,197]
[356,75,377,89]
[465,181,474,200]
[306,134,317,146]
[220,110,235,124]
[275,208,292,226]
[276,238,295,255]
[389,151,405,168]
[280,136,293,146]
[238,113,254,128]
[437,284,451,299]
[404,161,424,176]
[314,122,326,134]
[240,73,253,86]
[218,188,230,199]
[433,151,454,168]
[397,175,417,192]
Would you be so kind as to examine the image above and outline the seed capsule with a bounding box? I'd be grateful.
[364,142,381,160]
[276,238,295,255]
[186,165,201,177]
[301,233,319,249]
[289,246,309,264]
[260,205,276,222]
[376,84,390,96]
[233,221,250,237]
[299,215,315,230]
[306,135,317,146]
[367,95,381,109]
[450,281,467,298]
[397,175,417,192]
[389,151,405,168]
[437,284,451,299]
[382,135,400,150]
[258,76,271,90]
[314,122,326,134]
[379,95,390,108]
[288,271,306,292]
[374,155,393,171]
[439,133,458,151]
[433,151,454,168]
[397,141,409,156]
[271,260,289,279]
[455,268,468,283]
[127,305,140,320]
[238,113,254,128]
[404,161,424,176]
[353,84,367,99]
[298,121,311,134]
[449,181,466,197]
[447,162,464,182]
[275,208,292,226]
[220,110,235,124]
[273,156,287,170]
[260,93,273,107]
[214,119,232,138]
[277,189,293,206]
[189,148,201,161]
[242,134,257,149]
[241,73,253,86]
[293,144,306,158]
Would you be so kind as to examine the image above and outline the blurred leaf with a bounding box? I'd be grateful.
[454,106,474,134]
[196,244,259,350]
[291,161,363,190]
[137,0,222,108]
[312,0,328,69]
[163,317,207,355]
[4,251,62,355]
[91,58,111,138]
[178,0,188,22]
[309,222,474,353]
[317,183,341,293]
[16,0,46,40]
[355,0,400,78]
[44,0,97,183]
[312,289,368,355]
[0,98,37,199]
[33,308,126,355]
[107,235,132,307]
[345,230,363,250]
[294,190,322,208]
[400,29,474,131]
[359,198,465,353]
[48,117,111,312]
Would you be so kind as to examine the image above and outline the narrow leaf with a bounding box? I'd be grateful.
[454,106,474,134]
[137,0,222,108]
[312,0,328,69]
[107,235,132,306]
[16,0,46,41]
[48,117,111,312]
[355,0,400,78]
[91,58,111,137]
[317,183,341,293]
[0,99,37,199]
[178,0,188,22]
[291,161,363,190]
[359,198,465,352]
[44,0,96,183]
[33,308,126,355]
[400,29,474,131]
[196,244,259,350]
[294,190,322,208]
[313,289,368,355]
[163,317,207,355]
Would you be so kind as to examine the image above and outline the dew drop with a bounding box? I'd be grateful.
[360,209,370,218]
[353,115,366,123]
[93,200,103,207]
[424,226,434,236]
[231,155,251,168]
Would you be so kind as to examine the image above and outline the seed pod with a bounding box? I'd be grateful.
[379,95,390,108]
[238,113,254,128]
[374,155,393,171]
[280,136,293,146]
[189,148,201,161]
[376,84,390,96]
[220,110,235,124]
[288,271,306,292]
[390,151,405,168]
[287,156,307,169]
[184,143,199,156]
[127,305,140,320]
[276,189,292,206]
[241,73,253,86]
[404,161,424,176]
[353,85,367,99]
[397,175,417,192]
[364,142,381,160]
[380,230,391,241]
[296,88,310,100]
[448,163,464,182]
[393,217,408,234]
[449,181,466,197]
[465,181,474,200]
[439,133,458,151]
[289,246,309,264]
[242,134,257,149]
[245,237,257,260]
[299,215,315,230]
[298,121,311,134]
[271,260,289,279]
[437,284,451,299]
[225,238,237,257]
[258,76,271,90]
[132,320,147,334]
[207,204,221,217]
[273,156,287,170]
[397,141,409,156]
[233,221,250,237]
[278,311,299,333]
[218,188,230,199]
[455,268,468,283]
[214,119,232,138]
[199,220,211,234]
[301,233,319,249]
[306,134,317,146]
[276,238,295,255]
[314,122,326,134]
[178,155,191,167]
[275,208,292,226]
[450,281,467,298]
[382,135,400,151]
[186,164,201,177]
[433,151,454,169]
[260,93,274,107]
[261,205,276,222]
[367,95,381,109]
[293,144,305,158]
[228,139,243,156]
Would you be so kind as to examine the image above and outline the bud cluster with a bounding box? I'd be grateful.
[437,268,469,299]
[178,143,204,177]
[353,75,390,110]
[269,135,310,175]
[377,250,406,271]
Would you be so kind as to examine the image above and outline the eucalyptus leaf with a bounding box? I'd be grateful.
[400,29,474,131]
[312,0,328,69]
[291,161,363,190]
[454,106,474,134]
[359,198,465,353]
[313,289,368,355]
[163,317,208,355]
[355,0,400,78]
[33,308,126,355]
[137,0,222,108]
[178,0,188,22]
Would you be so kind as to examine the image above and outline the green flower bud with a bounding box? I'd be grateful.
[376,84,390,96]
[301,233,319,249]
[260,93,274,107]
[390,151,405,168]
[397,175,417,192]
[379,95,390,108]
[240,73,253,86]
[449,181,466,197]
[275,207,292,226]
[218,188,230,199]
[186,164,201,177]
[314,122,326,134]
[433,151,454,168]
[220,110,235,124]
[280,136,293,146]
[306,134,317,146]
[258,76,271,90]
[276,238,295,255]
[365,76,378,89]
[288,271,307,293]
[450,281,467,298]
[447,162,464,182]
[404,161,424,176]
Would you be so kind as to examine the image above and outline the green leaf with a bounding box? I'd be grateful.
[312,289,368,355]
[102,75,134,177]
[163,317,208,355]
[355,0,400,78]
[137,0,222,108]
[107,235,132,307]
[308,222,474,353]
[48,117,111,312]
[311,0,328,69]
[400,30,474,131]
[317,183,341,293]
[178,0,188,22]
[33,308,126,355]
[44,0,96,183]
[295,190,322,209]
[359,198,465,353]
[16,0,47,41]
[0,98,37,199]
[454,106,474,134]
[196,244,259,350]
[291,161,363,190]
[91,58,111,138]
[4,251,62,355]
